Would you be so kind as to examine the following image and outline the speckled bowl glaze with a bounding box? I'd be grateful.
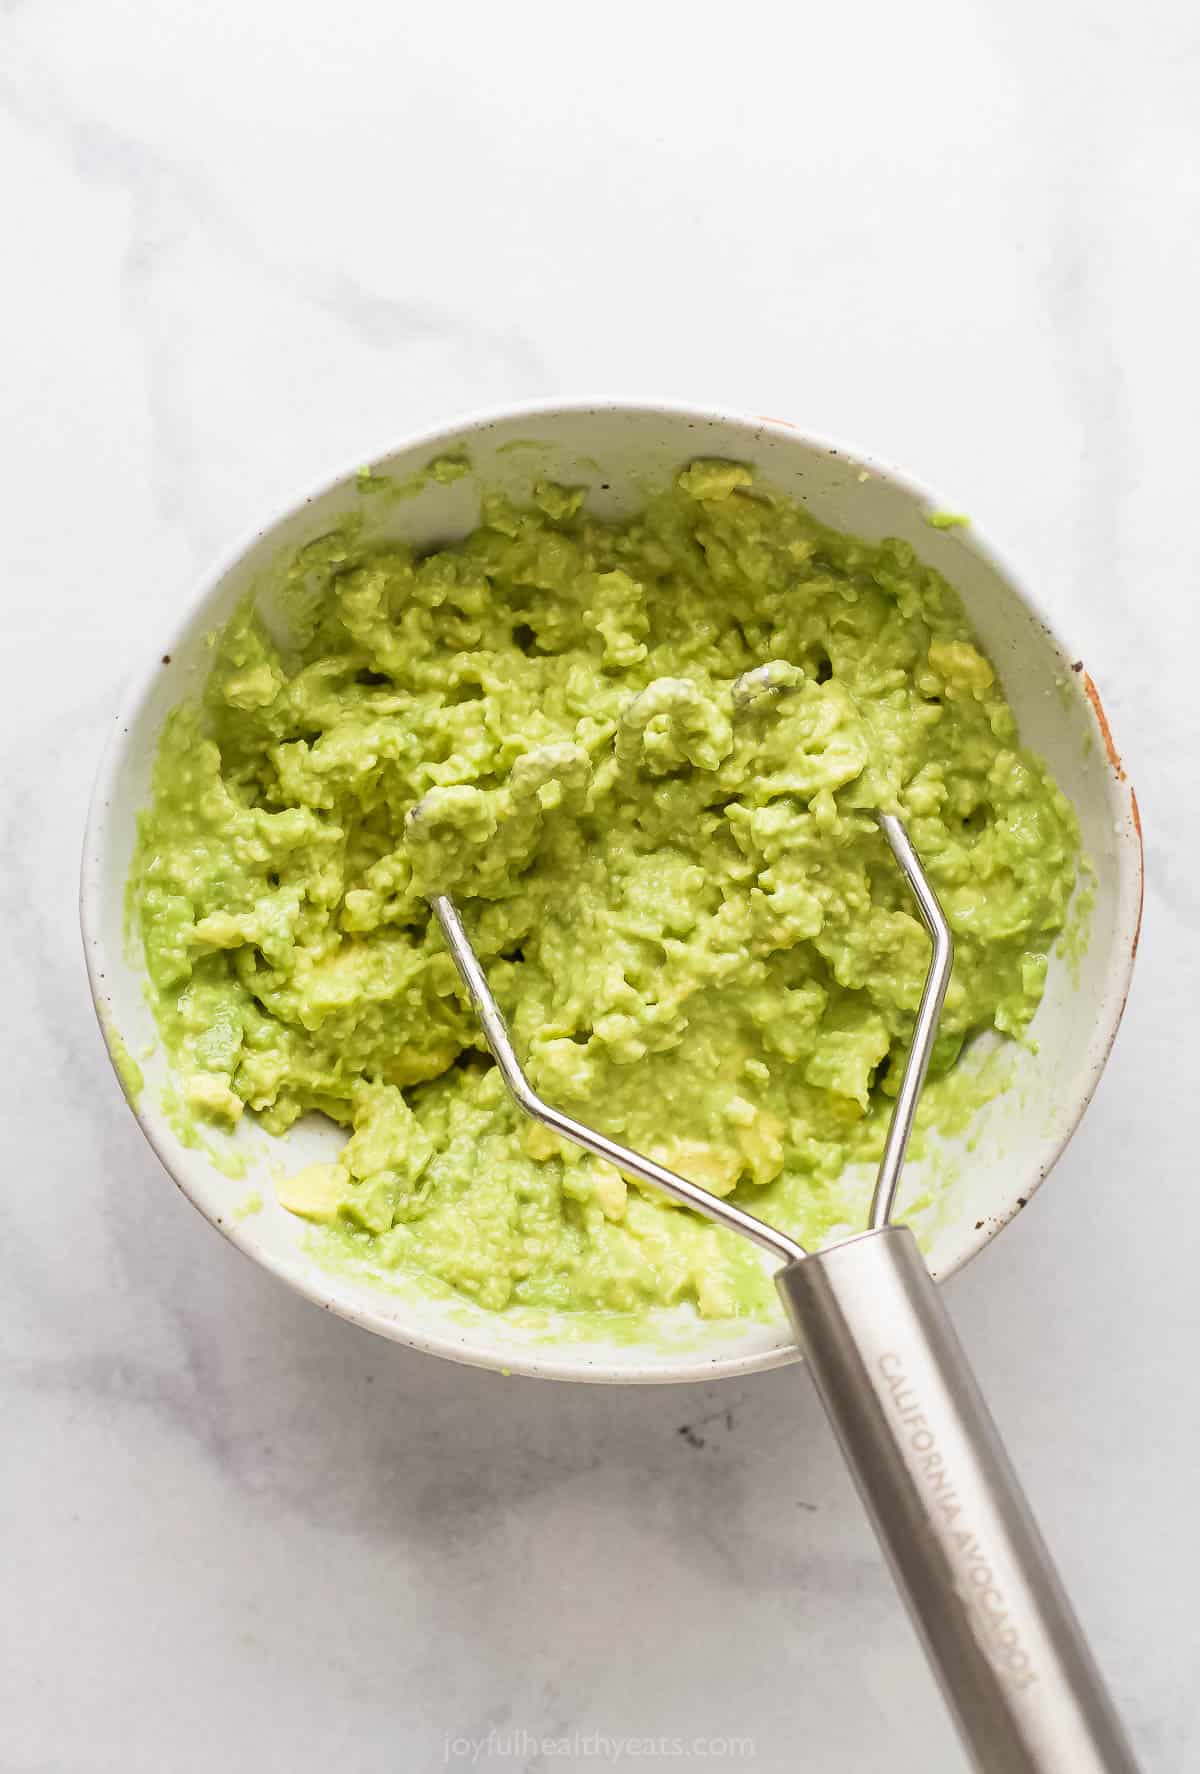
[81,401,1142,1383]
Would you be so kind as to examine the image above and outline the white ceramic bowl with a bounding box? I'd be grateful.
[81,401,1142,1383]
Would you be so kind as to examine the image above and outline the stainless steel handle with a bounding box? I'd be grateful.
[776,1227,1139,1774]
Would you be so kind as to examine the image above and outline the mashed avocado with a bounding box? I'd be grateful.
[131,461,1079,1319]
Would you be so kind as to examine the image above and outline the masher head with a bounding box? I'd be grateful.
[432,812,953,1266]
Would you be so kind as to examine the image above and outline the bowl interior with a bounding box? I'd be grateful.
[82,403,1142,1382]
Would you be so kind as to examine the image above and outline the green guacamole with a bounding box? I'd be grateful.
[131,460,1079,1319]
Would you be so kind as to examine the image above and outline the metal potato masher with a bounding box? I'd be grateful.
[432,813,1139,1774]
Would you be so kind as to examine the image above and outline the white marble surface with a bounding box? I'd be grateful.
[3,3,1197,1768]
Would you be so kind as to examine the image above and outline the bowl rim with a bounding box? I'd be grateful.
[80,395,1144,1384]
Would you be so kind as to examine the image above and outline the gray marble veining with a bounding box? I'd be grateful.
[2,3,1198,1769]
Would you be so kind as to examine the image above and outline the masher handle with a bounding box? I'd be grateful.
[776,1227,1139,1774]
